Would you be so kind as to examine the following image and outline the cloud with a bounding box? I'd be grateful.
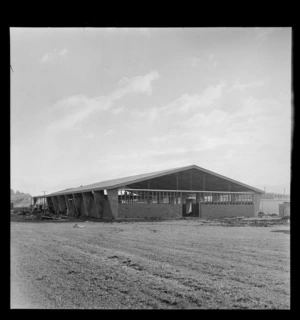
[131,107,158,122]
[183,109,228,129]
[183,96,291,147]
[161,82,225,115]
[47,71,160,131]
[189,52,218,69]
[147,94,291,155]
[82,133,95,139]
[111,105,125,115]
[97,147,189,163]
[103,129,114,136]
[148,131,229,152]
[231,78,266,91]
[189,57,202,67]
[52,94,111,110]
[117,71,160,97]
[40,48,69,64]
[48,95,112,131]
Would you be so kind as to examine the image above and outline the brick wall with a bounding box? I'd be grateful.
[89,200,99,218]
[107,189,119,219]
[200,204,254,218]
[118,203,182,219]
[102,198,114,220]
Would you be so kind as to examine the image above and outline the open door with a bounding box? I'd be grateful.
[182,197,199,217]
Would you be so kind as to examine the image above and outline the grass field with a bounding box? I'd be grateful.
[10,218,290,309]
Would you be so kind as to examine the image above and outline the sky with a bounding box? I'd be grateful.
[10,27,292,196]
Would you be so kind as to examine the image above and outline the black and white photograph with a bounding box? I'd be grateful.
[10,27,291,309]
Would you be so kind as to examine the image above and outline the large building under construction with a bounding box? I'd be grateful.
[35,165,264,220]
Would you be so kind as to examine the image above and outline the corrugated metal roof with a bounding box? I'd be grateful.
[46,165,264,197]
[48,166,182,196]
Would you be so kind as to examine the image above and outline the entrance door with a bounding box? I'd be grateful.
[182,198,199,217]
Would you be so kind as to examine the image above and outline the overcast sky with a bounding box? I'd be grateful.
[10,27,292,196]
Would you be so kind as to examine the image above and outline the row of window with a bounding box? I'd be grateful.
[119,190,182,204]
[203,193,253,204]
[118,190,253,205]
[274,194,290,200]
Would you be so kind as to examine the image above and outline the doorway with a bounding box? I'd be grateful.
[182,195,199,217]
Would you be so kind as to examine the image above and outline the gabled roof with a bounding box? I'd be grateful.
[46,165,264,197]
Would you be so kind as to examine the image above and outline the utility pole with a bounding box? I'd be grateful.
[42,191,47,213]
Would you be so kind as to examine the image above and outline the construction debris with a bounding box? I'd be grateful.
[13,202,70,221]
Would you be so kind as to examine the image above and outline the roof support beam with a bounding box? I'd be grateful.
[123,188,254,194]
[58,195,67,214]
[64,195,70,215]
[107,188,118,219]
[72,193,82,217]
[93,190,105,219]
[82,192,93,217]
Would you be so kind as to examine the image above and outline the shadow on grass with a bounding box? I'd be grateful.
[271,230,290,234]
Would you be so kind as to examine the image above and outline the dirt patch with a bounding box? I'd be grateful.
[198,217,289,228]
[11,220,290,309]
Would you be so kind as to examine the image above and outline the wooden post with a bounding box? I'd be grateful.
[203,174,206,191]
[176,173,179,190]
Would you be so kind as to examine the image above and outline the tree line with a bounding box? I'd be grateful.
[11,189,31,197]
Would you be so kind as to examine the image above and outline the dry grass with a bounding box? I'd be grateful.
[10,218,290,309]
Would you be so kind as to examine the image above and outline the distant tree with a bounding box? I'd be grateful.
[16,190,21,195]
[11,189,15,195]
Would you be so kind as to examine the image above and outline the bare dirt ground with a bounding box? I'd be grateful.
[10,217,290,309]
